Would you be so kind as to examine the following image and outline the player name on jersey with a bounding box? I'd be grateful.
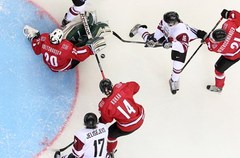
[110,93,121,105]
[42,43,62,55]
[86,127,106,139]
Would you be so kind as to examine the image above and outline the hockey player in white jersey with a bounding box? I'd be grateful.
[55,113,109,158]
[61,0,87,27]
[129,11,207,94]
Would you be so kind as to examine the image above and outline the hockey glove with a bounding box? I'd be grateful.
[145,33,157,47]
[163,42,172,49]
[158,36,172,49]
[196,30,208,43]
[23,25,40,41]
[87,36,106,54]
[221,9,230,19]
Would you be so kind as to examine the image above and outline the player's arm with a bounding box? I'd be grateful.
[126,81,140,94]
[145,20,172,48]
[23,25,41,55]
[72,135,84,158]
[99,114,113,124]
[205,38,222,53]
[31,34,43,55]
[70,45,94,61]
[98,101,114,123]
[229,10,240,26]
[155,20,165,40]
[69,36,107,61]
[221,9,240,26]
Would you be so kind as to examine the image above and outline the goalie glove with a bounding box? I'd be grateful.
[23,25,40,41]
[87,36,106,54]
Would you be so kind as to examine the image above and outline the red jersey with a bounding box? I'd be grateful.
[206,10,240,60]
[98,82,145,132]
[32,33,93,72]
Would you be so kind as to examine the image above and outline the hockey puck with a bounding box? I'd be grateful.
[100,54,105,58]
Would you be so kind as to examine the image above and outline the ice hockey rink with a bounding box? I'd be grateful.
[8,0,240,158]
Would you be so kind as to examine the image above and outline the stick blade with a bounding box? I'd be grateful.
[112,31,124,41]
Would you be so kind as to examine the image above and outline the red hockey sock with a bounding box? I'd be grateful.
[107,137,117,153]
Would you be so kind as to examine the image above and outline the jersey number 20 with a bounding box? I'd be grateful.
[44,52,58,67]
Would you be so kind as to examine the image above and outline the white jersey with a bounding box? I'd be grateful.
[155,20,199,53]
[72,123,109,158]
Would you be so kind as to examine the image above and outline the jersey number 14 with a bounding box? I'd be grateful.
[117,99,136,119]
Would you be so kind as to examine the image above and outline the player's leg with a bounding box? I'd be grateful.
[169,50,186,94]
[107,123,133,156]
[129,24,148,38]
[207,56,239,92]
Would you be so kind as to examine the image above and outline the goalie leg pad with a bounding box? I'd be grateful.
[91,22,111,38]
[87,36,106,54]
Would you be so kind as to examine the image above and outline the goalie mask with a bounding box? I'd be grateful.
[211,29,227,42]
[84,113,98,129]
[163,11,181,26]
[50,29,63,44]
[99,79,113,96]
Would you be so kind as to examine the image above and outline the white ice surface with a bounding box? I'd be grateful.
[32,0,240,158]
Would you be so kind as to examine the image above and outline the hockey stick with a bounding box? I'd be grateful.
[112,31,146,44]
[80,13,106,79]
[112,31,163,47]
[59,141,74,152]
[181,17,223,72]
[54,141,74,157]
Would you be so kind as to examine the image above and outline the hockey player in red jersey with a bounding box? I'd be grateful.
[203,9,240,93]
[23,25,106,72]
[54,112,109,158]
[98,79,145,158]
[129,11,207,94]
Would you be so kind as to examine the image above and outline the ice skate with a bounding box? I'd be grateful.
[106,152,115,158]
[169,79,179,95]
[206,85,222,93]
[129,24,147,37]
[61,13,70,27]
[107,149,117,158]
[54,151,61,158]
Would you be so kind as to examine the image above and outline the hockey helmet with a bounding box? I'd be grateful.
[211,29,227,42]
[163,11,180,26]
[50,29,63,44]
[99,79,113,96]
[84,112,98,129]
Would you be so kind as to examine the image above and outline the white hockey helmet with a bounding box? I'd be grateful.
[49,29,63,44]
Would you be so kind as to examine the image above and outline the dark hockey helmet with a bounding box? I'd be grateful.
[99,79,113,96]
[84,112,98,129]
[163,11,180,26]
[211,29,227,42]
